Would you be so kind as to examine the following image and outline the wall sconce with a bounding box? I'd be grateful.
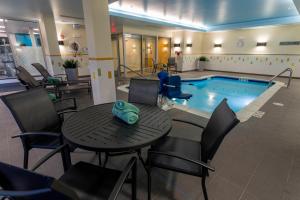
[186,43,192,47]
[256,42,267,46]
[214,43,222,48]
[58,40,64,46]
[174,43,181,47]
[163,43,169,48]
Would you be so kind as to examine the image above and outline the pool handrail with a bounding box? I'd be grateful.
[268,67,293,88]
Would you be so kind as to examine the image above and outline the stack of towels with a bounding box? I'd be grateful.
[47,77,61,85]
[112,100,140,124]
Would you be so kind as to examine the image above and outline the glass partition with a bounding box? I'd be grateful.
[0,20,16,79]
[125,34,142,73]
[142,36,156,73]
[5,19,46,76]
[158,37,171,65]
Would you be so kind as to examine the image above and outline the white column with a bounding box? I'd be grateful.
[39,12,63,75]
[82,0,116,104]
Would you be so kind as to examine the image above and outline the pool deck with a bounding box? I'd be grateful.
[1,70,300,200]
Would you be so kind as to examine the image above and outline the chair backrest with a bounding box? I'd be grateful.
[168,57,176,66]
[0,161,68,200]
[128,78,159,106]
[16,66,40,88]
[201,99,239,162]
[166,75,181,97]
[1,88,60,133]
[157,71,169,94]
[32,63,51,80]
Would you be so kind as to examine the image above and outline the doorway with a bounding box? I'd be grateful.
[142,36,156,74]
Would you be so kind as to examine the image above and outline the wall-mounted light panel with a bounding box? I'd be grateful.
[279,41,300,46]
[214,44,222,48]
[174,43,181,47]
[256,42,267,46]
[186,44,192,47]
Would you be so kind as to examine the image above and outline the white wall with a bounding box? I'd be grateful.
[174,24,300,77]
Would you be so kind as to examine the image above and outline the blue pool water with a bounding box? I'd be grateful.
[173,76,271,113]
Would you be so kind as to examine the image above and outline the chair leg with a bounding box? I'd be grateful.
[23,150,29,169]
[103,152,109,167]
[201,176,208,200]
[98,152,102,166]
[147,167,152,200]
[132,159,137,200]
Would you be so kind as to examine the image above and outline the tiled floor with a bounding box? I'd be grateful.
[0,70,300,200]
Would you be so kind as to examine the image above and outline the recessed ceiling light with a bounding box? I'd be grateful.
[0,30,6,33]
[33,28,39,31]
[0,26,5,29]
[0,19,3,22]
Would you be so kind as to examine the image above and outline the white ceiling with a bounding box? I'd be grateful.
[0,0,300,31]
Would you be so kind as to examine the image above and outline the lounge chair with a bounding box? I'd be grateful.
[31,62,91,85]
[17,66,91,98]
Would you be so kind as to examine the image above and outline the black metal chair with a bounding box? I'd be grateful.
[102,78,160,167]
[1,88,77,170]
[165,57,177,73]
[147,99,240,200]
[128,78,160,106]
[0,144,137,200]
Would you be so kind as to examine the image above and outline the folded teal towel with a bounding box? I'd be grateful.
[112,100,140,124]
[114,100,140,114]
[47,93,57,101]
[47,77,61,85]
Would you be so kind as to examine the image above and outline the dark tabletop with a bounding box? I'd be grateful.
[62,103,172,152]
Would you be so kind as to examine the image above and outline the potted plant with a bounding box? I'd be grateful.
[197,56,209,71]
[63,59,79,81]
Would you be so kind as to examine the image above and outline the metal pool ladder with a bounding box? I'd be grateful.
[268,68,293,88]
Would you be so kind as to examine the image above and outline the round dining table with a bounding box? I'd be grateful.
[62,103,172,154]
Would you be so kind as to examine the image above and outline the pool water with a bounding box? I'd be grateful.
[173,76,271,113]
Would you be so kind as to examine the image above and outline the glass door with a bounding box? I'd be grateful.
[142,36,156,74]
[158,37,171,65]
[124,34,142,76]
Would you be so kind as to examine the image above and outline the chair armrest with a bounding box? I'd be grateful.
[31,144,68,171]
[172,118,206,129]
[57,110,79,115]
[0,188,52,198]
[54,97,77,110]
[163,84,176,88]
[108,157,137,200]
[148,150,215,172]
[11,132,60,139]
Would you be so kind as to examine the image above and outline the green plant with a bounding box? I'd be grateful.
[63,59,79,69]
[199,56,209,62]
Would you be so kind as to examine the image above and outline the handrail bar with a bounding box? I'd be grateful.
[119,64,145,78]
[268,68,293,88]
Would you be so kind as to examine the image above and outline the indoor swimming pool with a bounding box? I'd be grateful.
[173,76,273,113]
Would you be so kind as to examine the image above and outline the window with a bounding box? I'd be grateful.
[15,33,32,46]
[34,34,41,47]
